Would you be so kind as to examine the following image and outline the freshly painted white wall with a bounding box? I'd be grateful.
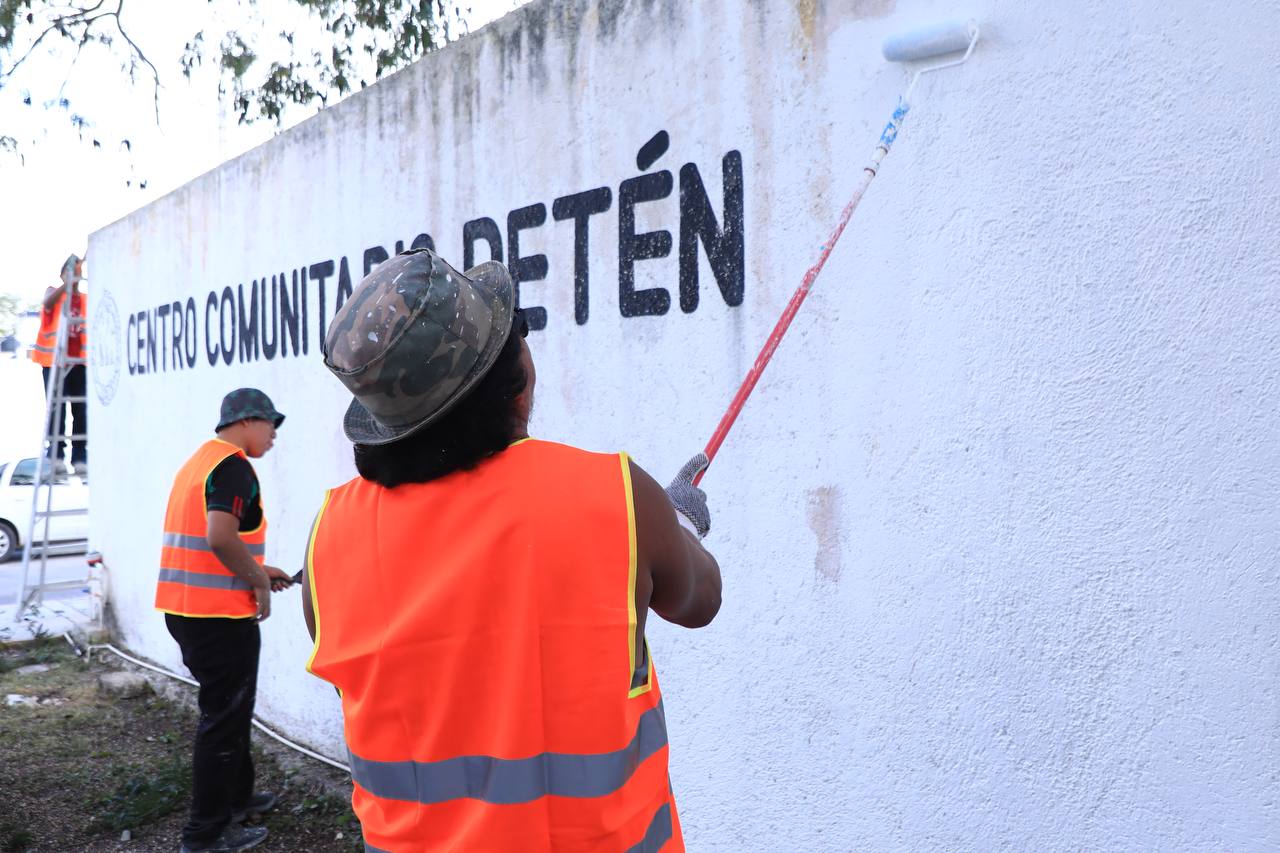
[87,0,1280,849]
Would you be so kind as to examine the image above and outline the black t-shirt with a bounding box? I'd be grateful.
[204,455,262,532]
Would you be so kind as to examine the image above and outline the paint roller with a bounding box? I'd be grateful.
[882,18,979,64]
[693,18,981,485]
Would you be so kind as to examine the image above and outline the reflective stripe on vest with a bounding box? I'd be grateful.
[161,532,265,556]
[308,439,684,851]
[155,439,265,618]
[157,568,254,591]
[347,701,668,806]
[360,806,671,853]
[627,803,673,853]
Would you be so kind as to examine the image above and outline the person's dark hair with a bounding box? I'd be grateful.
[353,326,527,487]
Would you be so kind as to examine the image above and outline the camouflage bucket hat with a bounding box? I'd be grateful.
[215,388,285,431]
[323,247,515,446]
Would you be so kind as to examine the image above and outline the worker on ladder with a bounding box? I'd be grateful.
[30,253,88,478]
[14,253,92,620]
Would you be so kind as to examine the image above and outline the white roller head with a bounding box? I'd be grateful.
[882,18,978,62]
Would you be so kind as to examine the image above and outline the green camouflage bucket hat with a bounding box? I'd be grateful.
[215,388,285,431]
[323,247,515,446]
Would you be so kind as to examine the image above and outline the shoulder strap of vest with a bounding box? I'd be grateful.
[304,488,335,676]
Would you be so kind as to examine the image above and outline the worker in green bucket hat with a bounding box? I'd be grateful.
[158,387,294,853]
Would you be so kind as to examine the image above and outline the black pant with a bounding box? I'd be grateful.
[41,364,87,465]
[165,614,260,845]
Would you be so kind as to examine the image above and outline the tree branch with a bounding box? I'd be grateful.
[2,1,109,81]
[0,135,22,166]
[3,22,60,80]
[4,0,474,141]
[56,31,94,100]
[110,0,161,124]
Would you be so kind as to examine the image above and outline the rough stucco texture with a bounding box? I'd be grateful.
[87,0,1279,849]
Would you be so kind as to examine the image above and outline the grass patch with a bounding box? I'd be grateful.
[290,790,361,835]
[0,629,63,673]
[0,643,359,850]
[0,823,34,852]
[89,757,191,833]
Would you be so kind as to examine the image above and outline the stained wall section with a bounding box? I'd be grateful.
[88,1,1280,849]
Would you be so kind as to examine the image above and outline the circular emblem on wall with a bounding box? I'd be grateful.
[91,290,122,406]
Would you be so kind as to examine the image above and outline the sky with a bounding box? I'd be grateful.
[0,0,528,309]
[0,0,527,457]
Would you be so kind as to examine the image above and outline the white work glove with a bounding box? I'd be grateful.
[665,453,711,538]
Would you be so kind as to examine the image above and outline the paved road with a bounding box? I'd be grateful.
[0,552,92,606]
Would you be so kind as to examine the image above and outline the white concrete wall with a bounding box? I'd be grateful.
[87,0,1280,849]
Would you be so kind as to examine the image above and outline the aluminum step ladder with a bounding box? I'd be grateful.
[14,256,92,620]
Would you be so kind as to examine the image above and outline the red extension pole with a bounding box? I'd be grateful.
[694,100,910,486]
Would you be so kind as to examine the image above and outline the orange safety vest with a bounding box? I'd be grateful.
[29,291,87,367]
[307,438,683,852]
[155,439,265,619]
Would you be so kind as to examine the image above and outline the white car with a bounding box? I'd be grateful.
[0,457,89,561]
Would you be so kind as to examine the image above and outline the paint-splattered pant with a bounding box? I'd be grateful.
[165,614,260,846]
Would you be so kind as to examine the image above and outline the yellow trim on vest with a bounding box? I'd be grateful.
[620,453,654,699]
[204,438,266,536]
[635,637,654,696]
[156,439,264,620]
[304,489,334,676]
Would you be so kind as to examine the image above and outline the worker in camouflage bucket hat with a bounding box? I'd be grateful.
[323,247,515,444]
[304,246,724,851]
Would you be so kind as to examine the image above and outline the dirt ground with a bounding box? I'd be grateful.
[0,635,361,852]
